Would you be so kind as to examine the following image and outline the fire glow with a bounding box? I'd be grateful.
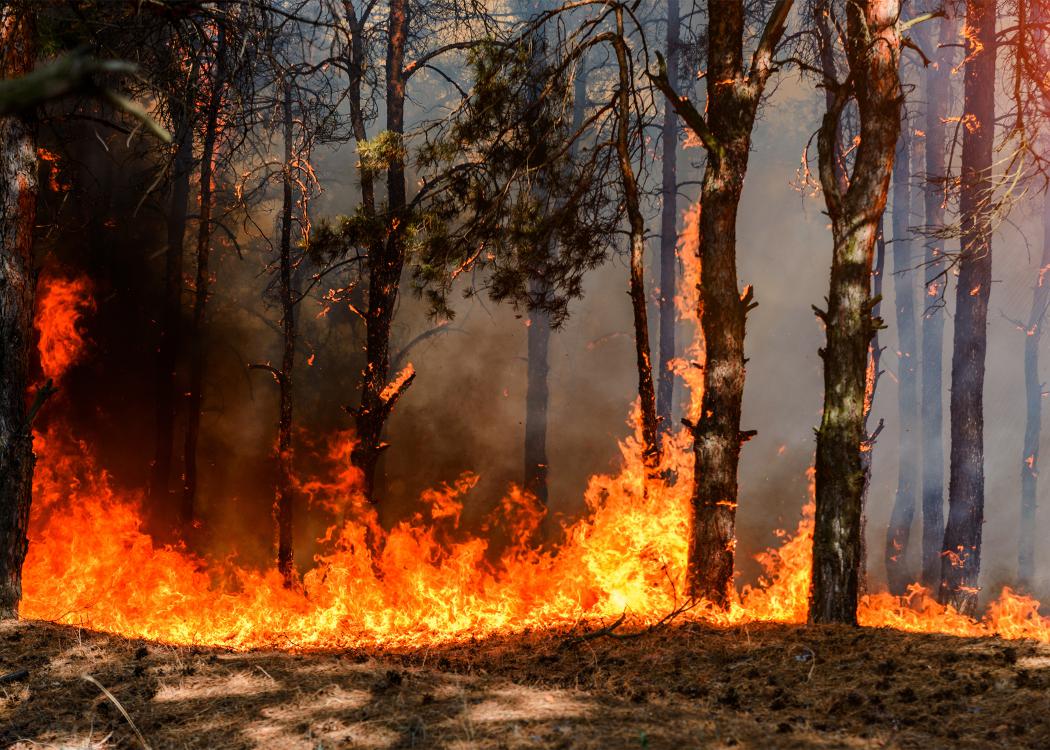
[17,244,1050,650]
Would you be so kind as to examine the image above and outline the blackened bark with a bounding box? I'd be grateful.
[276,82,296,583]
[351,0,412,504]
[1018,193,1050,588]
[885,128,921,594]
[182,30,226,526]
[0,5,36,619]
[149,67,196,519]
[656,0,680,438]
[919,7,953,592]
[524,304,550,503]
[810,0,901,625]
[651,0,792,607]
[940,0,994,615]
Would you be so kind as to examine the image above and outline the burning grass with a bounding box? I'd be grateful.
[3,617,1050,749]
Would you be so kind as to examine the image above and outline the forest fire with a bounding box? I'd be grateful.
[8,0,1050,745]
[16,265,1050,651]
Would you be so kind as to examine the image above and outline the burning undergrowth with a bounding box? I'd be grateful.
[15,251,1050,652]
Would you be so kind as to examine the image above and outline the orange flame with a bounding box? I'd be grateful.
[34,274,95,383]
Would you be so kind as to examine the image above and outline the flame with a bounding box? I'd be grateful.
[16,228,1050,650]
[34,274,95,383]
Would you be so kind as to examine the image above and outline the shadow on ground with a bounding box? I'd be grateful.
[2,618,1048,749]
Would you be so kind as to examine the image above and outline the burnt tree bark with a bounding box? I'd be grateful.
[149,62,197,521]
[182,28,227,525]
[940,0,995,615]
[276,82,296,583]
[651,0,792,606]
[810,0,901,625]
[885,126,920,594]
[919,6,953,592]
[1017,192,1050,588]
[350,0,414,504]
[655,0,680,440]
[0,5,37,619]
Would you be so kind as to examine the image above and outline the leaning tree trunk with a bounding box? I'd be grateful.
[611,8,660,474]
[656,0,680,439]
[0,5,37,619]
[614,53,658,468]
[351,0,413,505]
[1017,192,1050,588]
[885,127,921,595]
[940,0,995,615]
[651,0,792,607]
[181,29,226,526]
[276,82,296,583]
[919,5,953,592]
[810,0,901,625]
[149,73,195,522]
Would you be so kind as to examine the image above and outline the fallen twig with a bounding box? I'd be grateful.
[82,674,151,750]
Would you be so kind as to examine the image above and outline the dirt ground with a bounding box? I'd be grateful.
[2,618,1049,749]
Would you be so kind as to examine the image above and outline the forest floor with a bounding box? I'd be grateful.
[2,617,1049,749]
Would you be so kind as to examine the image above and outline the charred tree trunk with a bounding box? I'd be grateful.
[1018,192,1050,588]
[810,0,901,625]
[612,8,660,473]
[350,0,413,505]
[919,6,953,592]
[885,127,920,594]
[940,0,994,615]
[0,6,37,619]
[656,0,680,439]
[651,0,792,607]
[150,65,196,521]
[182,29,226,526]
[276,82,296,583]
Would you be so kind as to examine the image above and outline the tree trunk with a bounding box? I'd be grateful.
[656,0,680,439]
[351,0,412,504]
[276,82,296,583]
[524,303,550,504]
[612,8,659,474]
[1018,192,1050,588]
[885,128,921,594]
[0,5,37,619]
[940,0,995,615]
[859,215,887,595]
[651,0,792,607]
[181,29,226,526]
[919,6,953,592]
[149,65,196,524]
[810,0,901,625]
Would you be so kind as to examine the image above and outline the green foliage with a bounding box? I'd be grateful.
[411,35,617,328]
[357,131,407,174]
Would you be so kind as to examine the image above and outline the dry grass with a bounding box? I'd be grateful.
[2,617,1049,749]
